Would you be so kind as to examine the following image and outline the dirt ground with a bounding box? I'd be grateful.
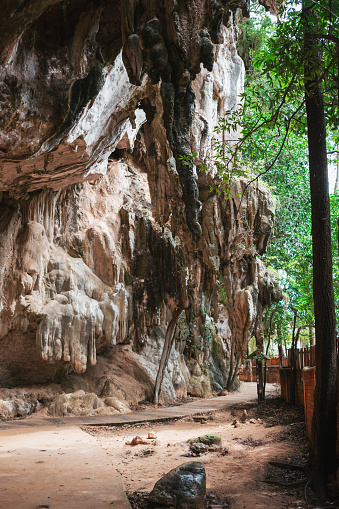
[83,395,338,509]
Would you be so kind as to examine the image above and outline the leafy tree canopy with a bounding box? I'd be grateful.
[232,1,339,344]
[182,0,339,344]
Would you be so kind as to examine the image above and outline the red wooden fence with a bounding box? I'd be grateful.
[287,345,316,369]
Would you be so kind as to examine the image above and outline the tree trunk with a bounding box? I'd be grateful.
[278,344,283,366]
[303,1,338,499]
[153,308,182,404]
[226,341,235,390]
[256,358,263,410]
[229,353,240,389]
[290,313,297,405]
[263,358,267,400]
[263,311,275,398]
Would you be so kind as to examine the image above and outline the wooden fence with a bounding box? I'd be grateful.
[287,345,316,369]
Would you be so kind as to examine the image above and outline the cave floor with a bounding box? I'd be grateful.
[0,383,285,509]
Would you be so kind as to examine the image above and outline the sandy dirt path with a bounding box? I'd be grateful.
[85,399,309,509]
[0,383,280,509]
[0,426,131,509]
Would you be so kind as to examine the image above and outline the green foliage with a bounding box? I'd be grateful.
[238,3,339,339]
[330,193,339,316]
[237,6,275,69]
[233,6,313,331]
[260,141,315,326]
[179,142,248,200]
[217,274,228,305]
[220,2,339,341]
[185,1,339,343]
[264,300,289,338]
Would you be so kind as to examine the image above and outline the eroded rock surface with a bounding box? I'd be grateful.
[48,390,102,417]
[0,0,281,416]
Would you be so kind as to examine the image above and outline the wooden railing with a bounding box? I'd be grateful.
[247,356,286,367]
[245,346,318,370]
[287,345,316,369]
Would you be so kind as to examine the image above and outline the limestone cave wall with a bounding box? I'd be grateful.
[0,0,280,418]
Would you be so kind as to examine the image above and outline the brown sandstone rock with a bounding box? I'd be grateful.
[48,390,102,417]
[241,409,248,423]
[126,436,148,446]
[104,397,130,413]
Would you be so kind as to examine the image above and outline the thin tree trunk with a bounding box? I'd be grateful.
[303,1,337,499]
[334,145,339,194]
[263,311,275,398]
[229,353,240,388]
[278,344,284,366]
[153,308,182,404]
[256,358,263,410]
[226,341,235,390]
[290,312,297,405]
[263,358,267,400]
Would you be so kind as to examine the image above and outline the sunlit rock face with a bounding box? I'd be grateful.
[0,0,280,412]
[259,0,279,15]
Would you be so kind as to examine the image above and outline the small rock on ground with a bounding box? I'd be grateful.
[148,461,206,508]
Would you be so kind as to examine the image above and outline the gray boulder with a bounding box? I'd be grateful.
[189,443,209,455]
[149,461,206,509]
